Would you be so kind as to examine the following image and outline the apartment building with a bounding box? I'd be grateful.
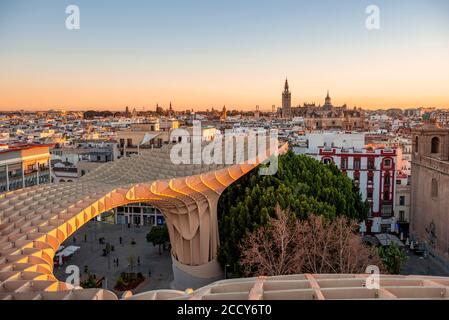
[0,144,52,193]
[294,132,398,233]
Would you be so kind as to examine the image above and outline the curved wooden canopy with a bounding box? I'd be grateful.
[0,138,286,299]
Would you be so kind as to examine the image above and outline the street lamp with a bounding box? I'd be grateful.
[224,264,231,280]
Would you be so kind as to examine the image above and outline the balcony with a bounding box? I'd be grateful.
[8,175,23,184]
[381,201,394,218]
[24,169,37,175]
[39,169,50,175]
[53,167,78,173]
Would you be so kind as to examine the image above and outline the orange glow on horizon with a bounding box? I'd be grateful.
[1,80,448,112]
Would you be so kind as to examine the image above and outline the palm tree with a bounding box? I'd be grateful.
[378,242,408,274]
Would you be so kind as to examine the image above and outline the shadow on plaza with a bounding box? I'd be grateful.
[53,220,174,296]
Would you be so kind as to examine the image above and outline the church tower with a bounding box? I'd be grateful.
[220,105,227,121]
[323,90,333,110]
[168,101,174,117]
[281,78,292,118]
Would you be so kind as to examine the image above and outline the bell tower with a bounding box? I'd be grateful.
[281,78,292,118]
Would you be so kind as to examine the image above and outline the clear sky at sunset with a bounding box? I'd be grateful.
[0,0,448,111]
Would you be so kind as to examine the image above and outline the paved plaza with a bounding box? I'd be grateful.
[402,252,449,277]
[53,221,174,296]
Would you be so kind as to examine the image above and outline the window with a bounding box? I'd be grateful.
[414,136,419,153]
[367,191,373,199]
[399,196,405,206]
[353,158,361,170]
[368,175,374,183]
[431,137,440,154]
[127,138,133,146]
[120,138,125,147]
[383,191,390,201]
[322,158,332,165]
[382,205,393,216]
[368,158,375,170]
[384,174,390,186]
[341,158,348,169]
[384,159,391,167]
[399,210,405,222]
[431,178,438,198]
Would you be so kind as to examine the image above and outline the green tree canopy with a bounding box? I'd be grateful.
[217,151,368,276]
[146,225,169,255]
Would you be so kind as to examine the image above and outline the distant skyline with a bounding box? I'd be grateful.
[1,0,449,111]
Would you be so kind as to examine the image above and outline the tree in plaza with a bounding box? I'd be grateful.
[296,214,384,274]
[146,224,169,255]
[80,274,97,289]
[218,151,369,276]
[240,208,384,277]
[378,242,408,274]
[239,205,304,276]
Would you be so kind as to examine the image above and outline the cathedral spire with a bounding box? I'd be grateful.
[284,78,289,92]
[325,90,332,106]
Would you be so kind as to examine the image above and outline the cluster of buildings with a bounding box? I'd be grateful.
[1,79,449,271]
[0,110,224,228]
[280,79,366,131]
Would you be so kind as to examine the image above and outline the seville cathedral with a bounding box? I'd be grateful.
[280,79,366,131]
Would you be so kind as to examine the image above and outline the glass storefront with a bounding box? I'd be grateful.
[113,202,164,226]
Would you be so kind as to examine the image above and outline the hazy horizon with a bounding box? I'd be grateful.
[1,0,449,111]
[1,103,445,113]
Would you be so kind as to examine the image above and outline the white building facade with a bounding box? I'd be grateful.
[294,132,398,233]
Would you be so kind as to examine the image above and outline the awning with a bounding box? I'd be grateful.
[374,233,404,247]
